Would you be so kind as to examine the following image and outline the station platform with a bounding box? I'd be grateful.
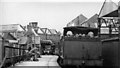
[10,55,61,68]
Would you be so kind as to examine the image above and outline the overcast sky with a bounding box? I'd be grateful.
[0,0,119,32]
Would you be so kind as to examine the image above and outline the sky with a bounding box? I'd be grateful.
[0,0,119,32]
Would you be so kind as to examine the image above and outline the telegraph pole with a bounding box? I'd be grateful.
[118,1,120,68]
[98,18,101,38]
[118,1,120,41]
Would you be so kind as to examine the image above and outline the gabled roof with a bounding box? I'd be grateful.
[71,16,79,26]
[49,29,57,34]
[78,14,87,25]
[67,14,87,26]
[3,33,17,40]
[40,28,51,34]
[38,28,44,34]
[40,28,48,34]
[86,14,98,24]
[46,29,51,34]
[81,14,98,28]
[0,24,25,32]
[99,0,118,17]
[102,9,118,17]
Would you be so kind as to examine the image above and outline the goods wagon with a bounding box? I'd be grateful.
[59,26,103,67]
[102,37,120,68]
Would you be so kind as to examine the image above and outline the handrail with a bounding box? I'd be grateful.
[4,46,27,50]
[0,53,30,68]
[0,55,7,68]
[1,45,28,68]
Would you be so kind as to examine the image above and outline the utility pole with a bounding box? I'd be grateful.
[109,19,112,37]
[118,1,120,68]
[98,18,101,38]
[34,35,35,47]
[118,1,120,39]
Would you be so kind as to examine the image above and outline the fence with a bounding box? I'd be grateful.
[1,44,28,68]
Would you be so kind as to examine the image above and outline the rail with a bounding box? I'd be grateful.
[1,45,28,68]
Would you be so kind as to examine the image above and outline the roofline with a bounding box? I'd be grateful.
[19,25,26,31]
[81,14,98,25]
[0,24,26,32]
[63,26,99,29]
[0,24,20,26]
[98,0,106,17]
[9,33,17,40]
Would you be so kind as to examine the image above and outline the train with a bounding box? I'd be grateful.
[58,26,103,67]
[58,2,120,67]
[58,26,120,68]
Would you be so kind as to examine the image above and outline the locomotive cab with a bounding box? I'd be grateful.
[60,26,103,67]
